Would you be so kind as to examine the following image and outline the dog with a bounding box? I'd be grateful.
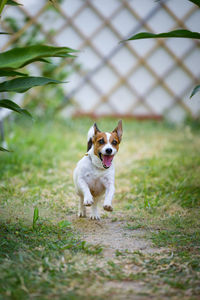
[73,120,123,220]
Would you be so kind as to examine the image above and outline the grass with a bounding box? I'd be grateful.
[0,116,200,299]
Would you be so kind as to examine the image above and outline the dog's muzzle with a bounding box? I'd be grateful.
[99,152,114,169]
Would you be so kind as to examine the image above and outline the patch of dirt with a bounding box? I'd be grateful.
[68,212,168,298]
[70,215,164,258]
[104,280,146,293]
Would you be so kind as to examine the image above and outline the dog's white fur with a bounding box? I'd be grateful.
[73,123,121,220]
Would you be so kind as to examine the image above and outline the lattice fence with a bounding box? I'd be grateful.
[1,0,200,121]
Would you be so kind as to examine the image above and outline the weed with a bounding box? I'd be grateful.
[32,207,39,230]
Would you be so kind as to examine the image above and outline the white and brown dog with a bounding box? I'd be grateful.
[73,120,123,220]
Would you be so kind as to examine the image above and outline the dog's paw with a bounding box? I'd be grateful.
[90,214,100,220]
[78,211,86,218]
[103,204,113,212]
[84,198,94,206]
[90,215,100,220]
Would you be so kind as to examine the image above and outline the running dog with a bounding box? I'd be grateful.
[73,121,123,219]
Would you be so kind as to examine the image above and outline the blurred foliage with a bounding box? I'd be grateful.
[3,5,81,117]
[0,1,79,151]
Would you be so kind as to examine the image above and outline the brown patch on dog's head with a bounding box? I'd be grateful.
[106,120,123,152]
[109,131,120,152]
[93,127,108,157]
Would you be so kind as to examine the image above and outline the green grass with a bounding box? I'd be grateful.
[0,116,200,299]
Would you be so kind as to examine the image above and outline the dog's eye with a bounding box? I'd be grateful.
[98,139,105,145]
[112,140,118,146]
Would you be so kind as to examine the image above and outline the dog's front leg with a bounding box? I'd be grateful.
[78,178,93,206]
[91,197,101,220]
[103,183,115,212]
[78,196,86,217]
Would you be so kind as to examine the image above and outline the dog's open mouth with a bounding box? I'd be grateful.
[99,153,114,168]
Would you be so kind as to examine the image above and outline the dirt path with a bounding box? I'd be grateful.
[69,214,169,299]
[71,214,164,258]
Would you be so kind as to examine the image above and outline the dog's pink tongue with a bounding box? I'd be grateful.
[103,155,114,167]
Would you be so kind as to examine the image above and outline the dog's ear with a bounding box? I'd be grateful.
[112,120,123,142]
[93,123,101,136]
[87,138,93,151]
[87,123,100,151]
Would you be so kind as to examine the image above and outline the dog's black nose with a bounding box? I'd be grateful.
[106,148,112,155]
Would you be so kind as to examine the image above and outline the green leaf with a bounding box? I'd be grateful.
[0,69,27,76]
[6,0,22,5]
[188,0,200,8]
[190,85,200,98]
[0,146,10,152]
[124,30,200,42]
[0,45,78,70]
[0,0,7,13]
[0,32,11,34]
[0,76,64,93]
[156,0,200,5]
[19,58,51,68]
[58,220,72,229]
[33,207,39,229]
[0,99,32,118]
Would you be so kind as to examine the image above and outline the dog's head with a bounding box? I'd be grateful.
[88,120,122,169]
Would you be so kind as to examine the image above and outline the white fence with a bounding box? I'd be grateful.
[1,0,200,122]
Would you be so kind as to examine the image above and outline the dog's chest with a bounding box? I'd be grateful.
[84,171,106,197]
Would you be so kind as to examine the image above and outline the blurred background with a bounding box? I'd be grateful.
[0,0,200,124]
